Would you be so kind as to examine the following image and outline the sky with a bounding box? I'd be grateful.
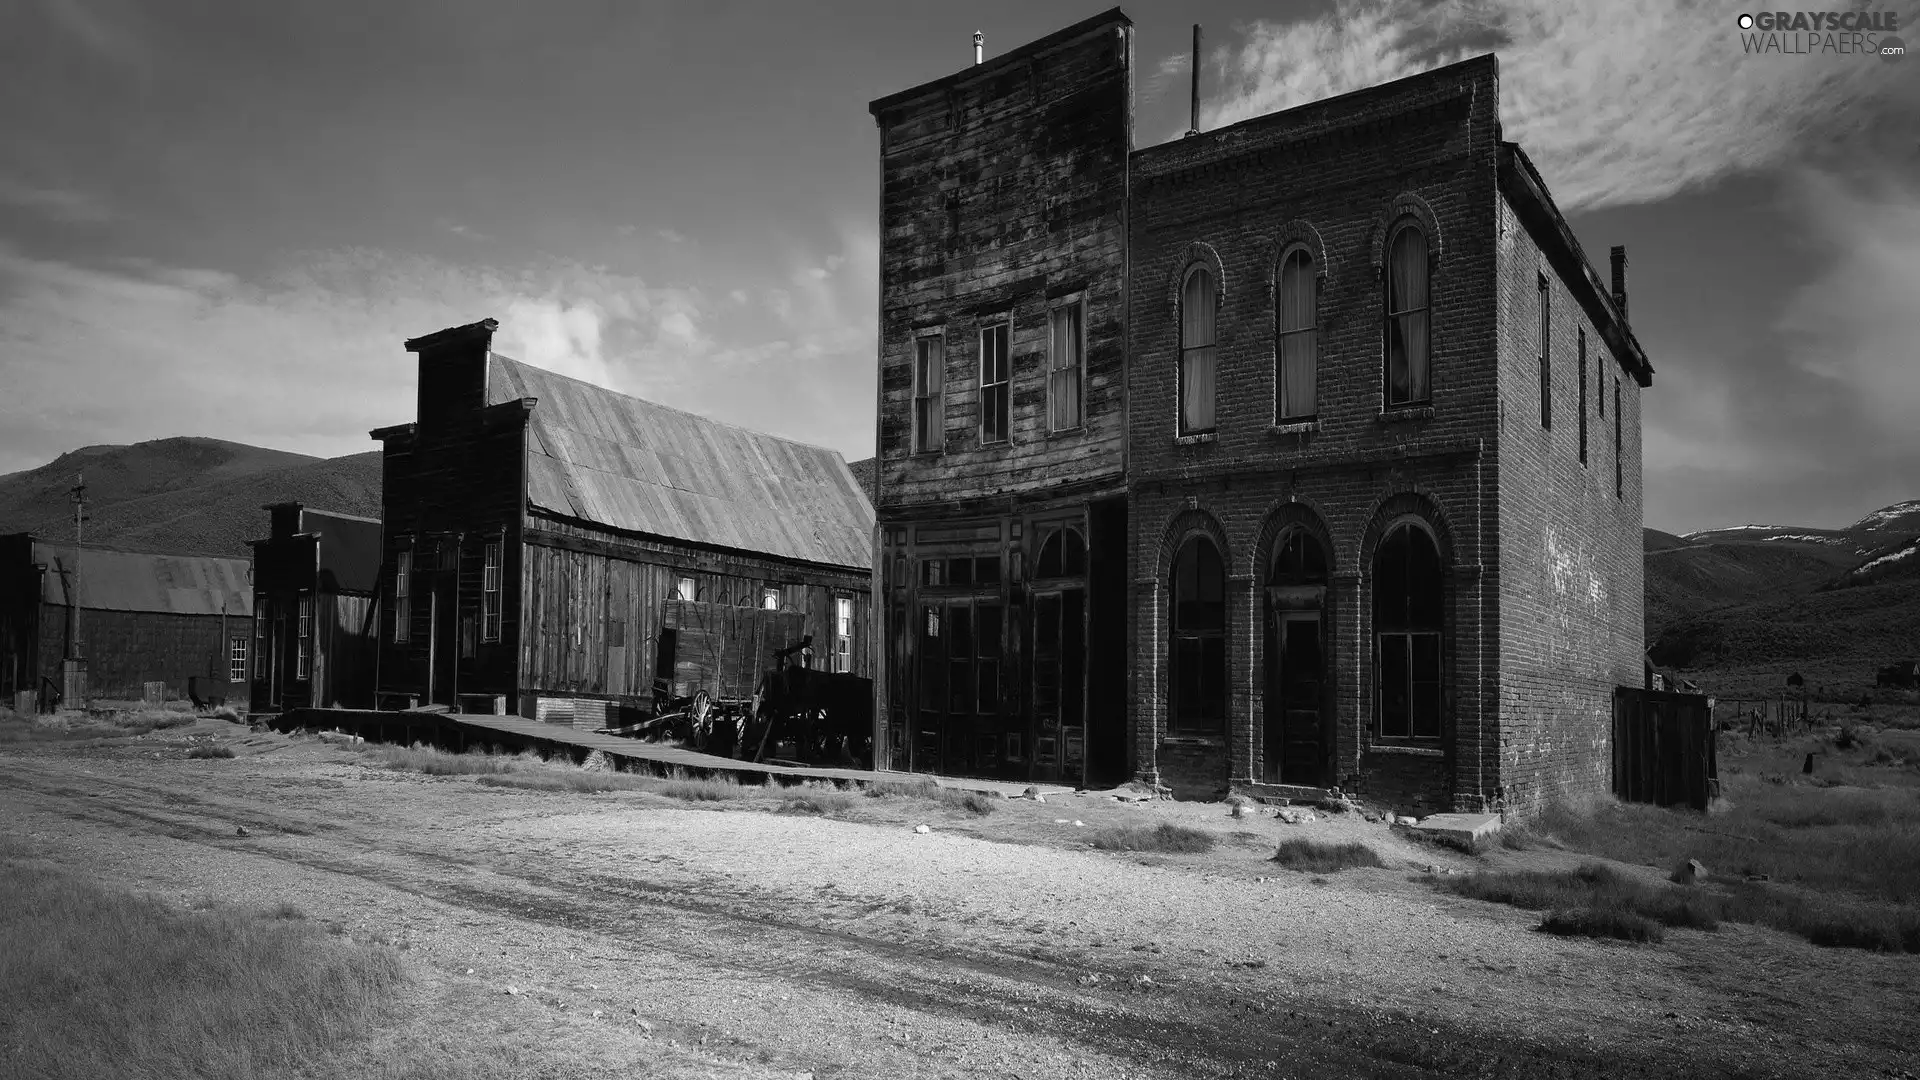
[0,0,1914,535]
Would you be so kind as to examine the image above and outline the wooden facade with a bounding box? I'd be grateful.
[0,533,252,706]
[250,504,382,711]
[868,12,1134,786]
[371,320,875,728]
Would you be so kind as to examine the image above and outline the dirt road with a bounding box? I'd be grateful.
[4,725,1917,1080]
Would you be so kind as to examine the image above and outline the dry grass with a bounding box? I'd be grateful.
[652,774,756,802]
[0,707,200,743]
[1539,907,1666,943]
[364,743,538,776]
[864,780,997,815]
[1436,863,1722,932]
[1270,839,1386,873]
[186,744,235,760]
[474,772,652,794]
[1087,822,1217,854]
[0,849,405,1080]
[778,789,858,816]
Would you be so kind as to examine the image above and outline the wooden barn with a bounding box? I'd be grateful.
[0,533,252,708]
[250,503,383,712]
[369,319,876,732]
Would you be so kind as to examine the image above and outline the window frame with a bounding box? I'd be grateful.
[978,320,1011,446]
[295,592,313,682]
[912,331,945,455]
[1383,222,1433,409]
[761,586,780,611]
[393,551,412,644]
[1276,245,1319,422]
[1046,299,1086,433]
[1577,328,1589,465]
[1372,520,1445,744]
[833,596,854,674]
[675,575,697,603]
[481,540,503,643]
[229,635,248,684]
[1168,534,1227,734]
[1615,379,1624,499]
[1178,265,1218,436]
[1538,273,1553,430]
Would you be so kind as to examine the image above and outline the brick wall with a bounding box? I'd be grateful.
[1125,56,1505,808]
[1491,192,1646,816]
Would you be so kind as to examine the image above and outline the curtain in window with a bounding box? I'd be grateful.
[1181,269,1216,432]
[1049,305,1083,430]
[1387,228,1430,403]
[1278,251,1317,419]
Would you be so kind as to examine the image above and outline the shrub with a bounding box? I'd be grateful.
[865,780,996,815]
[777,791,856,816]
[1270,839,1385,873]
[186,744,235,760]
[1436,863,1720,931]
[1539,907,1666,943]
[1087,823,1216,854]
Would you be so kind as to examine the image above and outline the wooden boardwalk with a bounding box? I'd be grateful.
[268,708,1071,799]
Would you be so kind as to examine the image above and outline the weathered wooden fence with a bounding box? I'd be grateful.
[1613,687,1718,811]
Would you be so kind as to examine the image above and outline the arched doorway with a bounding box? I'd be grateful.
[1265,530,1330,785]
[1031,525,1087,782]
[1169,535,1226,735]
[1374,522,1444,742]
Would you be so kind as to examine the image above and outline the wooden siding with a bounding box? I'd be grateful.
[519,516,872,708]
[33,605,235,701]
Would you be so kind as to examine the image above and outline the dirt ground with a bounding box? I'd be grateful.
[5,720,1919,1080]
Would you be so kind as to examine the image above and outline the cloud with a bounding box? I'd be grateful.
[0,226,881,474]
[1199,0,1912,212]
[657,228,688,245]
[27,0,147,66]
[0,176,111,224]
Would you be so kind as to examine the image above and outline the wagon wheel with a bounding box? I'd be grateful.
[689,690,714,750]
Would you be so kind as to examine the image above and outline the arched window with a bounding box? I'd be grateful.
[1180,267,1217,435]
[1385,224,1431,407]
[1170,535,1226,731]
[1272,529,1328,585]
[1035,527,1086,579]
[1277,248,1317,420]
[1374,523,1442,740]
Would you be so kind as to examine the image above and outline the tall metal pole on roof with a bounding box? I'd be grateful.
[1188,24,1202,136]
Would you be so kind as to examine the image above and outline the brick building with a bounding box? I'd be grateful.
[869,9,1652,814]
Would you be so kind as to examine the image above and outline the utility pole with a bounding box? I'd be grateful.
[65,474,89,707]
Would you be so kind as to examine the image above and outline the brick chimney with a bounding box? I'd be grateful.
[405,318,498,431]
[1609,246,1628,323]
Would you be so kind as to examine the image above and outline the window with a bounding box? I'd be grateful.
[1179,267,1217,434]
[296,594,312,681]
[229,636,248,684]
[1169,536,1226,732]
[1277,248,1317,420]
[1538,274,1552,429]
[833,597,853,674]
[1599,351,1607,418]
[1047,303,1084,431]
[762,587,779,611]
[1375,524,1443,740]
[1577,329,1588,465]
[1385,225,1431,406]
[913,335,944,454]
[676,575,696,602]
[1614,380,1624,499]
[481,541,502,643]
[979,322,1010,445]
[1034,527,1086,579]
[394,552,411,643]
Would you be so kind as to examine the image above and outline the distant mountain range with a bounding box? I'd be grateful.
[1643,501,1920,696]
[2,441,1911,696]
[0,437,381,558]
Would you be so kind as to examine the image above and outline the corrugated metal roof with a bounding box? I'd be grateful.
[34,543,253,616]
[487,355,875,571]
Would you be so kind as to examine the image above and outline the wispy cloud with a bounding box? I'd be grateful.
[0,176,111,224]
[27,0,147,66]
[1199,0,1911,213]
[0,230,879,474]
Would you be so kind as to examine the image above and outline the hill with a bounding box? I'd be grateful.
[0,437,381,558]
[1646,499,1920,696]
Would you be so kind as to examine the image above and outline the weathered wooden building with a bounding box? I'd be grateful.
[0,534,253,706]
[250,504,382,711]
[867,11,1135,786]
[370,319,875,726]
[869,12,1653,814]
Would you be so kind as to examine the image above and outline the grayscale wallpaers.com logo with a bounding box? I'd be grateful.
[1737,11,1904,58]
